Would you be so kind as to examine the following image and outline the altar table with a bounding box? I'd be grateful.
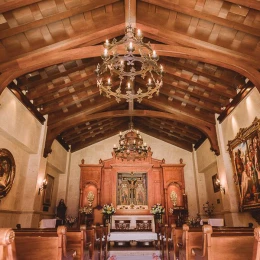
[109,231,157,242]
[200,218,224,227]
[39,219,56,228]
[111,215,155,232]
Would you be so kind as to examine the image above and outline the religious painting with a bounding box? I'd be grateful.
[228,117,260,211]
[117,172,148,209]
[212,174,220,193]
[43,174,54,206]
[0,148,15,199]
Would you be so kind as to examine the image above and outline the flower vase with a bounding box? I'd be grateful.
[154,214,162,224]
[103,214,111,226]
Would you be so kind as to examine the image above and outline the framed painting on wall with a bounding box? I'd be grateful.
[212,174,220,193]
[0,148,16,199]
[43,174,54,206]
[227,117,260,212]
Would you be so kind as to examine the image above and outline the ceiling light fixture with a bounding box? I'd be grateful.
[113,121,149,161]
[96,25,163,103]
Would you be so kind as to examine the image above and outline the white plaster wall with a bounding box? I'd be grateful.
[0,89,42,153]
[48,140,68,174]
[0,89,68,228]
[221,88,260,145]
[68,132,198,218]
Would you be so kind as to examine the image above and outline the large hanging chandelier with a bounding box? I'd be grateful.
[96,25,163,103]
[113,122,148,161]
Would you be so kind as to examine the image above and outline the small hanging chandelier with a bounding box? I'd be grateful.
[96,25,163,103]
[113,122,149,161]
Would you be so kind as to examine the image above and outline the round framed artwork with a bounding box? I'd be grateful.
[0,148,16,198]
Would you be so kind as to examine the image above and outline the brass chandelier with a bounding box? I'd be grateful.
[113,122,148,161]
[96,25,163,103]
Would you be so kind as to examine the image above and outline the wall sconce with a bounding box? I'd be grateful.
[38,179,47,195]
[216,177,225,194]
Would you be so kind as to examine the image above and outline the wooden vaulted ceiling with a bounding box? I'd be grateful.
[0,0,259,157]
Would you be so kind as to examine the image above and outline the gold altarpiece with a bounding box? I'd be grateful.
[79,151,187,226]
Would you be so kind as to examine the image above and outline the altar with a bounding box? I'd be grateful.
[111,215,155,232]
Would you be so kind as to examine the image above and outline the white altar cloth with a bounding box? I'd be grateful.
[111,215,155,232]
[39,219,56,228]
[109,232,157,242]
[200,218,224,227]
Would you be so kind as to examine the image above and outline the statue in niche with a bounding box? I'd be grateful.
[56,199,67,223]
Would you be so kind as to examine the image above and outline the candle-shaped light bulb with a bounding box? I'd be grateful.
[137,130,139,134]
[129,42,133,50]
[144,142,147,147]
[119,131,122,136]
[127,82,131,89]
[107,78,111,85]
[148,78,152,85]
[104,48,108,57]
[137,29,142,37]
[152,50,157,58]
[160,65,163,72]
[134,140,136,144]
[113,144,117,148]
[106,39,109,44]
[120,60,124,66]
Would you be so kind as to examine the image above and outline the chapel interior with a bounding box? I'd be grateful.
[0,0,260,259]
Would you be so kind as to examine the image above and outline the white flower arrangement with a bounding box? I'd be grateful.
[102,203,116,215]
[150,203,165,215]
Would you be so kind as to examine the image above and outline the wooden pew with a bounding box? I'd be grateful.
[15,226,75,259]
[177,224,202,260]
[93,225,109,260]
[253,227,260,260]
[156,224,177,260]
[0,228,16,260]
[191,224,255,260]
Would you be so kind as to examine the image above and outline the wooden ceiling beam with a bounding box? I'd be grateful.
[143,95,216,124]
[0,0,120,40]
[65,118,128,144]
[146,117,202,138]
[136,77,222,114]
[140,0,260,37]
[70,121,128,152]
[37,84,98,114]
[31,71,96,103]
[21,59,98,92]
[162,77,228,106]
[0,0,41,13]
[47,96,118,126]
[134,117,198,143]
[135,123,193,152]
[1,44,260,97]
[160,57,243,88]
[137,23,260,69]
[44,109,219,157]
[165,67,236,99]
[62,118,113,139]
